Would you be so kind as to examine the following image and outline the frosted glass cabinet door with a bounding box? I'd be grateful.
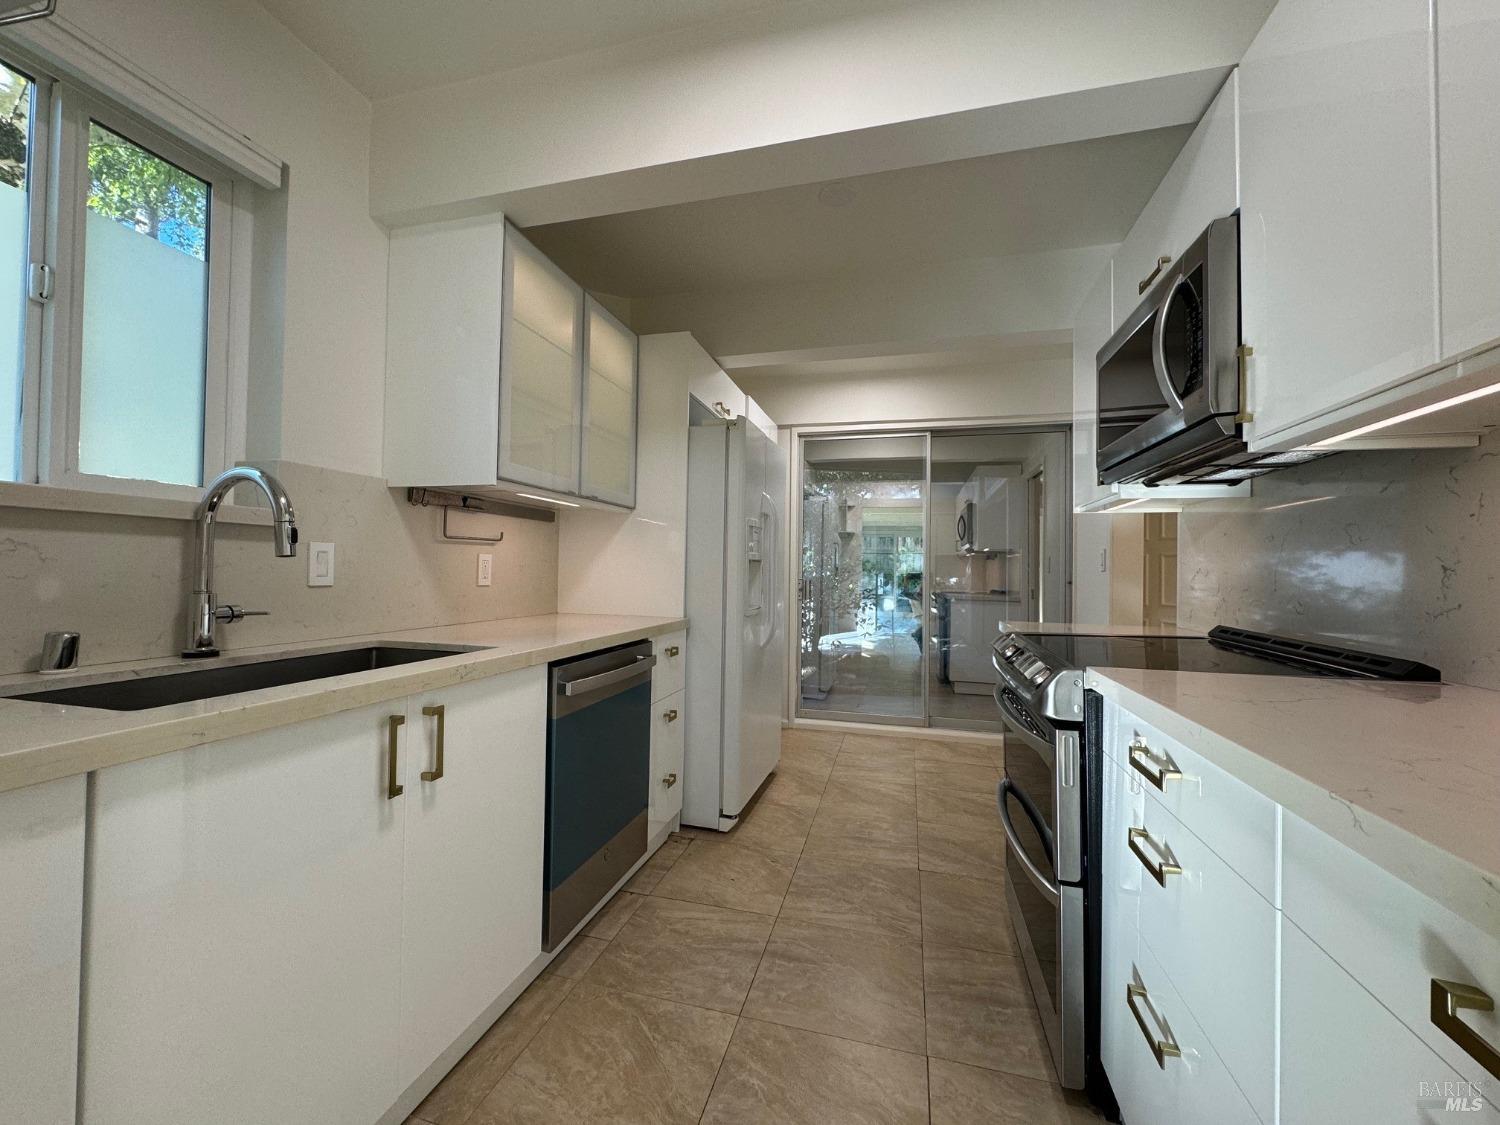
[1438,0,1500,358]
[1239,0,1439,442]
[500,226,584,493]
[580,296,638,507]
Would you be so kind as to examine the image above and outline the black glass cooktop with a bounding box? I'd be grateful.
[1016,626,1441,682]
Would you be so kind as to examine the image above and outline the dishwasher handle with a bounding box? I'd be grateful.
[561,654,657,697]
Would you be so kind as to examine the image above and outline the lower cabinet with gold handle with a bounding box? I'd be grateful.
[1128,825,1182,887]
[1432,980,1500,1082]
[420,704,446,782]
[662,771,678,789]
[1127,968,1182,1069]
[386,714,405,800]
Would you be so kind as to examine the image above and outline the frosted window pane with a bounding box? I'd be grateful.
[78,123,208,486]
[0,62,33,482]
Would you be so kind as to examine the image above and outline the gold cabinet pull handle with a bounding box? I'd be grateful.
[663,772,678,788]
[1138,254,1172,295]
[1432,979,1500,1080]
[664,645,680,658]
[420,704,445,782]
[1127,973,1182,1069]
[386,714,405,800]
[1128,826,1182,886]
[663,708,679,722]
[1128,739,1182,790]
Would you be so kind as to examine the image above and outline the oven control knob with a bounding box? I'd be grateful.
[1030,667,1050,685]
[1001,643,1019,660]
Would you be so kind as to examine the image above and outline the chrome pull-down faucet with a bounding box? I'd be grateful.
[184,466,298,658]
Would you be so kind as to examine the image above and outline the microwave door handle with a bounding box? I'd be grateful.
[1150,273,1189,413]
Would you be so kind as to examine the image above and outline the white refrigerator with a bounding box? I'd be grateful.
[683,418,788,830]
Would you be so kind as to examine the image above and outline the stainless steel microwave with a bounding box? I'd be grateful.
[1095,214,1251,485]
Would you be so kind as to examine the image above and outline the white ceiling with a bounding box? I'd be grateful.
[525,126,1190,298]
[256,0,800,97]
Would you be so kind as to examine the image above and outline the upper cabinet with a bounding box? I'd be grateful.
[1111,72,1240,332]
[580,297,638,507]
[1437,0,1500,359]
[1073,261,1115,512]
[500,228,585,495]
[385,215,641,509]
[1239,0,1440,444]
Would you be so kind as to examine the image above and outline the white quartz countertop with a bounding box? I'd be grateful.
[1086,666,1500,939]
[0,613,685,796]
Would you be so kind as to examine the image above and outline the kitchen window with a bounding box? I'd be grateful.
[0,48,247,499]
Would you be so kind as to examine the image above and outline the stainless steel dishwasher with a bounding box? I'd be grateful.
[543,640,655,951]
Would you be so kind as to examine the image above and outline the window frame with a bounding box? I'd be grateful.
[2,44,251,503]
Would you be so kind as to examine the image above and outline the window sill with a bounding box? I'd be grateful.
[0,480,272,524]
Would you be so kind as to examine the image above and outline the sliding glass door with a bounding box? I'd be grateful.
[797,434,927,724]
[795,425,1071,732]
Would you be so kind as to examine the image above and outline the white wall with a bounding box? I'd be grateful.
[736,357,1071,429]
[1072,514,1112,624]
[24,0,391,478]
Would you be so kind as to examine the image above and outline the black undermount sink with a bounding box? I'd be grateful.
[8,645,484,712]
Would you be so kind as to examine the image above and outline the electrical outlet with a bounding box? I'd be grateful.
[477,553,493,587]
[308,542,335,587]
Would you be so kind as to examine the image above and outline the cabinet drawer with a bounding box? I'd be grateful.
[1102,923,1258,1125]
[1101,751,1146,951]
[652,630,686,703]
[649,689,685,839]
[1103,699,1278,902]
[1130,794,1277,1123]
[1282,917,1500,1124]
[1283,811,1500,1091]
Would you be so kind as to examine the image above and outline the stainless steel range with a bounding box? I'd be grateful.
[989,625,1440,1101]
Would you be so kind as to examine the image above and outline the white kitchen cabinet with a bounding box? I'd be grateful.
[652,629,687,702]
[649,689,685,841]
[501,225,585,494]
[1438,0,1500,360]
[1111,72,1240,332]
[689,362,745,421]
[84,702,407,1125]
[580,296,639,507]
[1282,918,1500,1124]
[399,668,546,1090]
[0,776,85,1125]
[745,395,777,441]
[1239,0,1439,443]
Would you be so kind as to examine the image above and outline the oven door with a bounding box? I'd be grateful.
[993,688,1086,1087]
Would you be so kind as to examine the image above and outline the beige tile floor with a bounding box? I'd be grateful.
[407,728,1103,1125]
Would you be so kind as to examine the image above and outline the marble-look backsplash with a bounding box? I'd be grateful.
[0,461,558,675]
[1178,439,1499,689]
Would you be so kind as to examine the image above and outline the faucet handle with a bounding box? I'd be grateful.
[40,631,81,674]
[214,605,269,623]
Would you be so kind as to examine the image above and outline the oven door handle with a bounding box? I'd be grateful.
[997,778,1061,908]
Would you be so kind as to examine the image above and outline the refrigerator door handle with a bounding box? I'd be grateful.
[759,491,779,648]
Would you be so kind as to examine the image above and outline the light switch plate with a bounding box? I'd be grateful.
[308,542,335,587]
[477,553,493,587]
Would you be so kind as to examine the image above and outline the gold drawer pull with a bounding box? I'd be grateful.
[1432,979,1500,1080]
[663,708,679,723]
[662,772,678,788]
[1129,739,1182,790]
[386,714,405,800]
[1127,972,1182,1069]
[420,704,445,782]
[664,645,680,658]
[1138,254,1172,295]
[1128,826,1182,886]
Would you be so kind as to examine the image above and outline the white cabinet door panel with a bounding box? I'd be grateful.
[1282,918,1500,1123]
[651,630,687,703]
[581,297,638,507]
[501,226,584,493]
[1240,0,1439,441]
[1282,810,1500,1092]
[1438,0,1500,359]
[400,668,547,1089]
[83,705,406,1125]
[0,776,85,1125]
[649,688,686,840]
[1111,73,1240,332]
